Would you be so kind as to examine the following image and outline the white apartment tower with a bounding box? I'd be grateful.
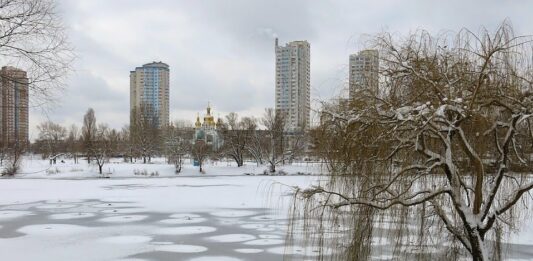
[275,38,310,131]
[130,61,170,129]
[349,50,379,99]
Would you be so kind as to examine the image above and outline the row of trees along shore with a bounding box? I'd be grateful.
[31,107,308,175]
[288,22,533,261]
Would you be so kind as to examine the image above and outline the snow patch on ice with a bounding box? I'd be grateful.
[0,210,32,220]
[154,244,207,253]
[259,234,282,239]
[240,223,264,229]
[98,215,147,223]
[98,235,152,244]
[92,202,139,208]
[159,217,206,225]
[210,210,257,217]
[114,259,149,261]
[49,212,96,220]
[234,248,264,254]
[154,226,217,235]
[36,204,77,209]
[45,199,86,204]
[188,257,242,261]
[256,227,276,232]
[243,239,284,245]
[150,241,173,245]
[169,213,201,219]
[250,214,286,221]
[101,208,146,214]
[207,234,256,243]
[18,224,89,235]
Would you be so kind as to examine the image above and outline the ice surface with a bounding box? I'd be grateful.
[158,216,206,224]
[210,210,257,217]
[240,223,264,229]
[101,208,147,214]
[98,215,148,223]
[169,213,202,219]
[18,224,90,235]
[36,203,77,209]
[49,212,96,220]
[98,235,152,244]
[250,214,286,221]
[154,244,208,253]
[206,234,256,243]
[2,158,530,260]
[188,257,242,261]
[267,245,325,256]
[243,238,284,245]
[0,210,32,220]
[258,234,282,239]
[234,248,264,253]
[154,226,217,235]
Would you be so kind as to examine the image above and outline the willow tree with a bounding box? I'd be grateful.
[291,22,533,261]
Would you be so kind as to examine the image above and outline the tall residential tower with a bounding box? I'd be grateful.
[0,66,28,147]
[130,61,170,128]
[349,50,379,99]
[275,38,310,131]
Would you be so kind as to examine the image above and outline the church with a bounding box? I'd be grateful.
[194,103,223,150]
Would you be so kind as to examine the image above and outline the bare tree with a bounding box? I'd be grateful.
[0,0,74,103]
[192,140,210,173]
[219,112,251,167]
[292,22,533,261]
[173,119,193,129]
[243,117,267,166]
[1,146,23,176]
[119,125,133,162]
[81,108,96,163]
[262,108,287,173]
[164,124,191,173]
[36,121,66,164]
[66,124,80,163]
[130,105,161,163]
[92,124,113,175]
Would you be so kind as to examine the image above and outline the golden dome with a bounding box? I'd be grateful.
[203,103,216,127]
[195,113,201,128]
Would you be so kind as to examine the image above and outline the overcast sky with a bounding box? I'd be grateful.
[29,0,533,139]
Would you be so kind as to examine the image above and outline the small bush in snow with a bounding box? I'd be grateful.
[2,164,19,176]
[46,167,61,175]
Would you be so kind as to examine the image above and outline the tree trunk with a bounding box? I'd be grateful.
[98,164,102,174]
[143,156,146,164]
[469,230,488,261]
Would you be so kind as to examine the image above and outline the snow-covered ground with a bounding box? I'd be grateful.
[0,157,532,260]
[18,156,326,179]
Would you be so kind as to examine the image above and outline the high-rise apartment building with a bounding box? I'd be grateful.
[349,50,379,99]
[275,38,310,131]
[0,66,28,147]
[130,61,170,128]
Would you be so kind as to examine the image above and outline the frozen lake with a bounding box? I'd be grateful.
[0,174,323,261]
[0,159,532,260]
